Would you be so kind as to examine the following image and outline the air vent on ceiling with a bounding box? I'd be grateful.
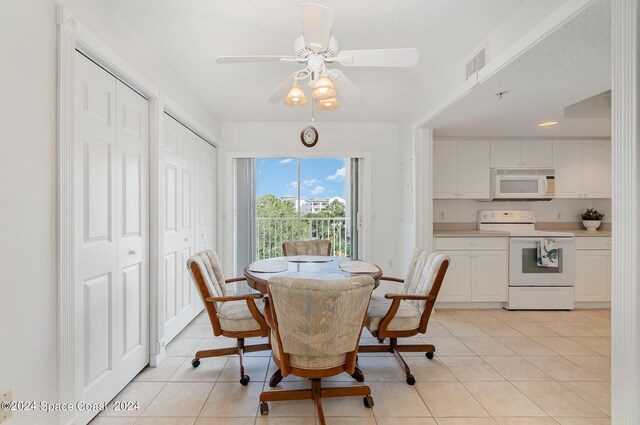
[465,47,486,81]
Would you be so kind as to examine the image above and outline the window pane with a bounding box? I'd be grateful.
[300,158,351,257]
[255,158,298,259]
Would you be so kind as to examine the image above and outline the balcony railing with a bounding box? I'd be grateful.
[256,217,352,260]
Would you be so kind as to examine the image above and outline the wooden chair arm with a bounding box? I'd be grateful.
[263,298,275,329]
[384,293,436,301]
[225,277,247,283]
[380,276,404,283]
[206,293,263,303]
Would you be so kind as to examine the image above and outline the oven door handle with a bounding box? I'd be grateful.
[510,237,575,242]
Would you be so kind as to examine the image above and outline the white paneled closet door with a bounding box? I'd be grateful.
[162,113,214,342]
[115,80,149,387]
[74,52,149,423]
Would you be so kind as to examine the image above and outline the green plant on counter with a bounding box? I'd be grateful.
[581,208,605,221]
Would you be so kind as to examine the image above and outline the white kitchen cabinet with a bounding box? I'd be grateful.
[434,140,490,199]
[575,237,611,302]
[435,237,508,303]
[553,140,611,198]
[471,251,508,302]
[490,140,553,168]
[438,252,472,302]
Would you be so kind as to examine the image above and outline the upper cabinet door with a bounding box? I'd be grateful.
[490,140,521,167]
[582,140,611,198]
[520,140,553,168]
[553,140,583,198]
[458,140,490,199]
[433,140,458,198]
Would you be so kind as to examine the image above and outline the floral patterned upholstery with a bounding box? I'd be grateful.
[268,275,374,370]
[282,239,331,256]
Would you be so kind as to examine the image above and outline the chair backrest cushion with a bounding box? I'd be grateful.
[187,249,227,308]
[412,253,450,310]
[283,239,331,256]
[268,275,374,369]
[402,248,427,295]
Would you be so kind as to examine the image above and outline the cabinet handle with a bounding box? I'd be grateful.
[184,238,189,242]
[128,249,136,255]
[201,233,205,237]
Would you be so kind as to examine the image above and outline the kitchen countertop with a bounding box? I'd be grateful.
[434,229,611,238]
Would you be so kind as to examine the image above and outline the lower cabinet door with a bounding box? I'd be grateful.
[438,252,472,302]
[575,250,612,302]
[471,251,508,302]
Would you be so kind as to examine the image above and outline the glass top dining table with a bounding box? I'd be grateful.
[243,256,383,294]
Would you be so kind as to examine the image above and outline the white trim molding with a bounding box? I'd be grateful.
[55,6,77,425]
[413,127,433,251]
[611,0,640,422]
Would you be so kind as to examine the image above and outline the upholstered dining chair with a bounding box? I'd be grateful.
[359,250,450,385]
[187,249,270,385]
[282,239,331,256]
[259,275,375,425]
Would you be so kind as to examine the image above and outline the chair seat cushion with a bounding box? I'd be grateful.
[366,298,422,333]
[217,300,264,332]
[271,331,346,370]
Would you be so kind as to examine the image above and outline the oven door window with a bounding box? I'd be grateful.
[522,248,563,273]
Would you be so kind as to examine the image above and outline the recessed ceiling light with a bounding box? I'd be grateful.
[538,121,559,127]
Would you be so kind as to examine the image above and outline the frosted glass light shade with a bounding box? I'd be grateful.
[311,76,337,100]
[284,84,308,106]
[316,97,340,110]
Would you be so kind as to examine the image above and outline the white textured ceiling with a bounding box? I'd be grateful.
[96,0,527,122]
[430,0,611,138]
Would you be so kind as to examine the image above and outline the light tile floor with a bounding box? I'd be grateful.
[92,308,611,425]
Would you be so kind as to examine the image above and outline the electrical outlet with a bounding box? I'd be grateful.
[0,388,13,423]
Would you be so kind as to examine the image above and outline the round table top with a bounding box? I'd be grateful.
[243,256,383,294]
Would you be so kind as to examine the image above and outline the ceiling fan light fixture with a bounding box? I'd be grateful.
[283,83,308,106]
[316,97,340,110]
[311,75,337,100]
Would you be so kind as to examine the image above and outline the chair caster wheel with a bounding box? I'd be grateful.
[406,375,416,385]
[240,375,250,386]
[425,352,434,359]
[260,401,269,415]
[363,395,374,408]
[377,338,384,343]
[191,359,200,368]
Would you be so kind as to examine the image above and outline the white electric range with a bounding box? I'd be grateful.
[478,210,576,310]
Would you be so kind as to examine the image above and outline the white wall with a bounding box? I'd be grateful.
[434,198,612,224]
[0,1,219,423]
[221,122,401,277]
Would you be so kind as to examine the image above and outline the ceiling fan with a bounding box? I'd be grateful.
[216,3,419,110]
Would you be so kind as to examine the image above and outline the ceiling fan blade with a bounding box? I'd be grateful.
[266,74,297,103]
[328,69,363,104]
[216,55,297,64]
[336,48,419,67]
[301,3,334,53]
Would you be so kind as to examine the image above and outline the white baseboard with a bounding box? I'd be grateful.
[435,302,506,309]
[574,302,611,309]
[150,348,167,367]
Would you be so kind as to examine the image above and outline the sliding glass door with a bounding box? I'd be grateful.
[253,157,358,260]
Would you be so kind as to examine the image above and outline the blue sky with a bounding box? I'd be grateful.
[256,158,347,199]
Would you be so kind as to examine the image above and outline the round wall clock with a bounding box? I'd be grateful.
[300,126,318,147]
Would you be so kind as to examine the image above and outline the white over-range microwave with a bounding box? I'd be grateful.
[490,168,555,200]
